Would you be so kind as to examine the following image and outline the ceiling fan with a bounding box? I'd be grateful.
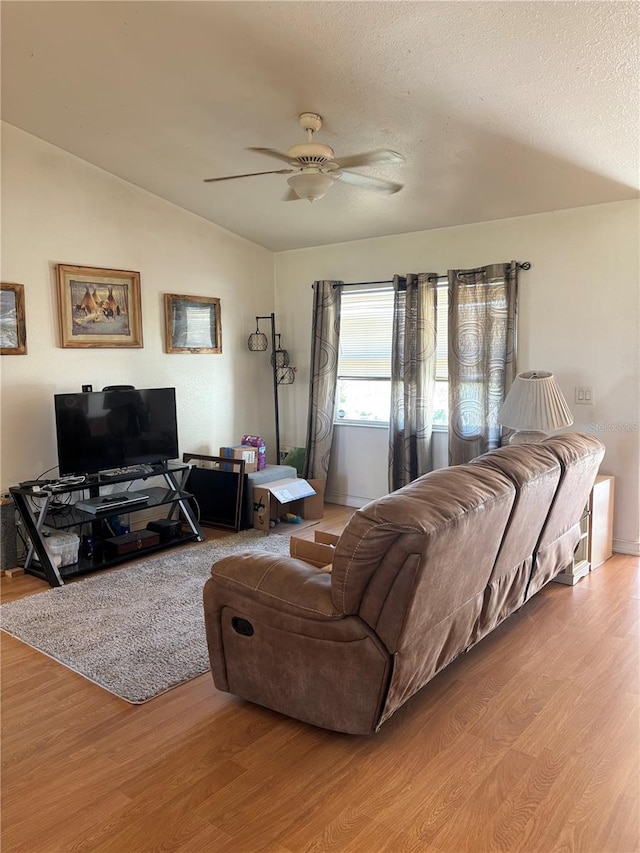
[203,112,405,202]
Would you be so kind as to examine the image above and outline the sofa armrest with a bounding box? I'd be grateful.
[210,551,341,620]
[204,550,391,733]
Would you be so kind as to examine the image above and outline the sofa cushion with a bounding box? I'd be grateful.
[332,463,515,619]
[526,432,605,596]
[345,464,516,725]
[537,433,605,550]
[469,443,562,639]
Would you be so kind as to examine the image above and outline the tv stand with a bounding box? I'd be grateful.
[10,462,205,587]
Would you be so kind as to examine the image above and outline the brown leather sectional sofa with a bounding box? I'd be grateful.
[203,433,604,735]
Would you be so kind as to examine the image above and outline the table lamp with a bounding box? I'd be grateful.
[498,370,574,444]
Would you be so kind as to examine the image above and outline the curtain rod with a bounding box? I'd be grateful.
[330,261,531,288]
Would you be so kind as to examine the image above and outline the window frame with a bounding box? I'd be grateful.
[334,283,449,428]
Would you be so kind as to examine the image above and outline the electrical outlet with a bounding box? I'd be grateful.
[575,386,594,405]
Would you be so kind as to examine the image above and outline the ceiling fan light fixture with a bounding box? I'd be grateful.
[287,172,334,203]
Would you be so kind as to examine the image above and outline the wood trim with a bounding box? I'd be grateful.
[0,282,27,355]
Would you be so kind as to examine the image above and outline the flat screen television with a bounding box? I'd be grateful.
[54,387,179,476]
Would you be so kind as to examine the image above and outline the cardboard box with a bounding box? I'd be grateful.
[253,477,324,531]
[290,531,338,572]
[290,540,334,571]
[219,445,258,474]
[313,530,340,547]
[303,478,325,520]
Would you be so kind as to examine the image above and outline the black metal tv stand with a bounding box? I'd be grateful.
[10,462,205,587]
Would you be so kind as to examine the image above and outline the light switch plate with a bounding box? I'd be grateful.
[575,386,594,405]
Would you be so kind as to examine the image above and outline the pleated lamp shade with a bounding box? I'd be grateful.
[498,371,574,444]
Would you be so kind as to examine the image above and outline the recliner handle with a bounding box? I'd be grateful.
[231,617,254,637]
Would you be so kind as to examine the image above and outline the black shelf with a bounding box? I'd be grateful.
[25,529,199,582]
[44,487,193,530]
[10,462,205,587]
[59,530,198,579]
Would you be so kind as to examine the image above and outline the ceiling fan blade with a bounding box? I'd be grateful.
[336,170,404,194]
[203,169,293,183]
[282,188,302,201]
[247,147,295,165]
[336,149,405,169]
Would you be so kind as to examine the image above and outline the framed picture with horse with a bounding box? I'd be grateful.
[56,264,143,348]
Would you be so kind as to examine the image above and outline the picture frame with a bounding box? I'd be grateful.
[0,283,27,355]
[56,264,143,348]
[164,294,222,354]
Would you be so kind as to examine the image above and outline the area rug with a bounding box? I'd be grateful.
[0,530,290,703]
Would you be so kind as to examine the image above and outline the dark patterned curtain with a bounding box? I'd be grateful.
[448,261,518,464]
[303,281,342,480]
[388,273,438,491]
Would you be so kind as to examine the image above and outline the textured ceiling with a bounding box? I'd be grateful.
[2,1,638,251]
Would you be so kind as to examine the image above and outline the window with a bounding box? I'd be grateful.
[433,287,448,425]
[335,288,393,424]
[335,285,449,426]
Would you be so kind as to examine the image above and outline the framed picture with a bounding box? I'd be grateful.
[56,264,143,348]
[0,283,27,355]
[164,294,222,354]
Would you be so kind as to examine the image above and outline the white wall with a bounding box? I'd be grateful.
[275,200,640,555]
[3,125,637,554]
[0,124,276,490]
[325,426,450,508]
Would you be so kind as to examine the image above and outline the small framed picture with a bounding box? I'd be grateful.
[56,264,143,348]
[164,294,222,354]
[0,282,27,355]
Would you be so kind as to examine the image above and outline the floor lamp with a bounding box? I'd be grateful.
[247,314,295,463]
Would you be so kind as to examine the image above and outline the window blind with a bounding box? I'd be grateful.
[337,288,393,378]
[338,285,449,381]
[435,287,448,382]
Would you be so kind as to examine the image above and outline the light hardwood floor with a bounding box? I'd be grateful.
[2,506,639,853]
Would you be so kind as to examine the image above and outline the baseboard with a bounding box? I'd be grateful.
[324,491,369,509]
[613,538,640,557]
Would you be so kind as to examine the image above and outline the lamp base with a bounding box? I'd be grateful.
[509,430,548,445]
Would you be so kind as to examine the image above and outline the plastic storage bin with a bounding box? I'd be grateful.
[42,528,80,567]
